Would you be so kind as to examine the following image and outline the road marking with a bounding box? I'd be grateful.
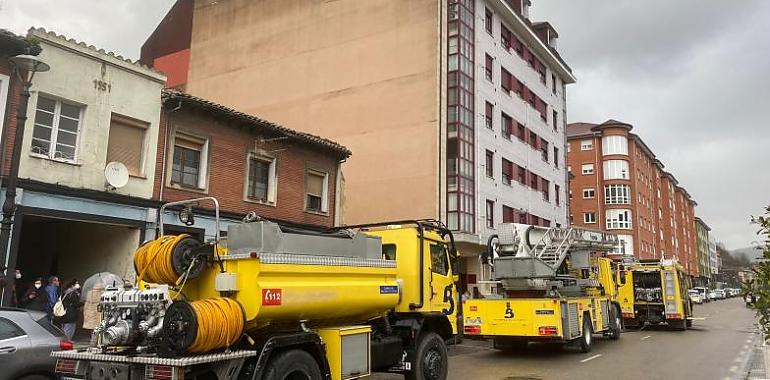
[640,335,651,340]
[580,354,602,363]
[729,365,738,373]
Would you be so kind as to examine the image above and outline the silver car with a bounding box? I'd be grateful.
[0,308,71,380]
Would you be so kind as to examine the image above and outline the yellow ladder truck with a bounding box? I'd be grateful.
[52,197,459,380]
[463,224,622,353]
[617,259,693,330]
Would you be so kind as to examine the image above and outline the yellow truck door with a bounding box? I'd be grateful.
[427,241,458,331]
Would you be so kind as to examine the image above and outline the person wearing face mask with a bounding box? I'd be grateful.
[21,277,48,312]
[56,279,83,339]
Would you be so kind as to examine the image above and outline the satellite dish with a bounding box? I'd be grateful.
[105,162,129,189]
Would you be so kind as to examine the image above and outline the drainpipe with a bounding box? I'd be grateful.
[334,159,346,227]
[156,99,182,235]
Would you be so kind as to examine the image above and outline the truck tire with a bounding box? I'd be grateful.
[608,306,622,340]
[406,332,448,380]
[263,349,322,380]
[670,319,687,331]
[577,316,593,353]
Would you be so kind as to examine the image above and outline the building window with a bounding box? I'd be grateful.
[604,184,631,204]
[486,199,495,228]
[555,184,560,206]
[551,74,557,95]
[502,113,513,139]
[306,169,329,213]
[602,135,629,156]
[502,205,515,223]
[541,179,550,201]
[603,160,629,180]
[501,68,512,93]
[584,212,596,224]
[31,96,82,161]
[554,147,559,168]
[517,123,526,141]
[583,188,595,199]
[171,132,208,189]
[501,24,511,50]
[529,172,538,189]
[485,54,493,82]
[540,138,548,162]
[606,209,632,229]
[518,212,528,224]
[247,155,276,203]
[485,150,494,178]
[485,102,493,129]
[529,131,538,149]
[581,163,594,175]
[107,114,147,177]
[552,110,558,131]
[484,7,493,34]
[517,165,526,184]
[580,140,593,150]
[502,158,513,185]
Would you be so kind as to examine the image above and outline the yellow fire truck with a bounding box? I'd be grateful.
[463,224,622,352]
[52,197,459,380]
[617,259,693,330]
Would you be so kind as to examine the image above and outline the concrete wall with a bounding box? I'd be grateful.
[185,0,442,224]
[18,29,166,199]
[476,0,568,247]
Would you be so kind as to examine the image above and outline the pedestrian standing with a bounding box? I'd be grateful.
[21,277,48,312]
[44,276,60,321]
[57,279,82,339]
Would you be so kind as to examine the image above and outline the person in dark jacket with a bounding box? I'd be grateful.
[56,279,82,339]
[44,276,60,321]
[21,277,48,312]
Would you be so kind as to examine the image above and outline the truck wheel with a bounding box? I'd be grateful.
[406,332,448,380]
[263,349,322,380]
[671,319,687,331]
[608,306,622,340]
[577,316,593,353]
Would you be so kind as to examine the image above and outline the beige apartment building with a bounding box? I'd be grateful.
[142,0,575,292]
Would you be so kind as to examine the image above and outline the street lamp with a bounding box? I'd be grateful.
[0,54,49,306]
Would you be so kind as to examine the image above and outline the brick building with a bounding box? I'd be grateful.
[566,120,700,277]
[142,0,575,294]
[157,90,350,235]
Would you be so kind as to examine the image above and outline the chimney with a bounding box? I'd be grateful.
[522,0,531,19]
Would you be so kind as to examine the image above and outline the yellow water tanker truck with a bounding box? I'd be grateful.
[463,224,623,353]
[52,197,459,380]
[617,259,693,330]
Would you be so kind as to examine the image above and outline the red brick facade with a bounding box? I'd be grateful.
[154,94,348,228]
[567,120,699,276]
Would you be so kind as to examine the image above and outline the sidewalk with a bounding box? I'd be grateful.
[743,330,767,380]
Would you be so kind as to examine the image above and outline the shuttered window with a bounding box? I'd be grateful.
[107,115,147,176]
[306,170,328,213]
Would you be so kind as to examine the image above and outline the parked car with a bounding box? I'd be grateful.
[0,307,72,380]
[694,287,711,302]
[715,289,727,299]
[709,290,718,300]
[688,289,704,304]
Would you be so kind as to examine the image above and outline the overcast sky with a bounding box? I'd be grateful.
[1,0,767,249]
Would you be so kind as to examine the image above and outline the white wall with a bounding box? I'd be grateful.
[18,29,166,199]
[474,0,568,245]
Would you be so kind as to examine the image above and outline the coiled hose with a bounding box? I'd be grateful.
[135,234,191,285]
[163,297,245,354]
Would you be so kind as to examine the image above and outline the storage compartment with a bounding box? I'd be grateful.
[318,326,371,380]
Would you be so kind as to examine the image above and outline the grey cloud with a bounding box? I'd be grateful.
[533,0,770,249]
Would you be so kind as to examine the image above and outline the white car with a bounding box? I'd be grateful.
[709,291,718,300]
[688,290,704,304]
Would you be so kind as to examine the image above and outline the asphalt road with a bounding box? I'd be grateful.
[375,297,759,380]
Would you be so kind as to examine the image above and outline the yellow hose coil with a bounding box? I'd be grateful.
[188,297,244,353]
[134,234,191,285]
